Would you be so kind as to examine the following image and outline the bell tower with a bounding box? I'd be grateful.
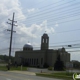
[41,33,49,50]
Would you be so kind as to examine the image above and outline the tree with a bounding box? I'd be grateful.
[43,63,49,68]
[0,55,14,63]
[54,54,65,71]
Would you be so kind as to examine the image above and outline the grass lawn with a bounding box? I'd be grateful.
[36,72,76,80]
[0,66,27,71]
[0,66,7,71]
[10,66,27,71]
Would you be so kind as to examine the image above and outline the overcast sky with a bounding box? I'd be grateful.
[0,0,80,61]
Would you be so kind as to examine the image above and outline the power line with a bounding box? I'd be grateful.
[31,0,62,10]
[15,0,76,20]
[11,46,80,49]
[50,40,80,45]
[0,0,79,26]
[22,0,63,14]
[14,28,80,38]
[47,17,80,26]
[0,1,78,24]
[67,50,80,52]
[13,42,80,48]
[53,28,80,34]
[27,0,78,19]
[28,0,75,16]
[0,48,9,51]
[17,17,80,28]
[36,0,62,10]
[16,5,80,26]
[8,27,80,49]
[25,0,49,8]
[0,0,63,22]
[23,11,80,25]
[25,7,80,23]
[10,47,80,53]
[26,6,80,20]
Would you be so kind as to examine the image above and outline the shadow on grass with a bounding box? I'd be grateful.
[0,66,27,71]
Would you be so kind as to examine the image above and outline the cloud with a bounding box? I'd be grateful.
[44,20,55,33]
[0,0,26,51]
[55,23,59,27]
[0,0,26,25]
[55,22,59,27]
[0,0,55,56]
[27,8,39,13]
[16,20,55,39]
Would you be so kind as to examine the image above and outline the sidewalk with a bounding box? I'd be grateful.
[8,71,36,75]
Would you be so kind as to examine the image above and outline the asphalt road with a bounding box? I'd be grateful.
[0,71,62,80]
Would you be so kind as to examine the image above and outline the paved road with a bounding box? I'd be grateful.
[27,67,53,73]
[0,71,63,80]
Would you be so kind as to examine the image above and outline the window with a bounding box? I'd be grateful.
[32,59,33,65]
[41,58,43,64]
[35,59,37,65]
[26,59,27,62]
[34,59,36,65]
[30,59,31,64]
[28,58,29,62]
[43,39,44,43]
[37,58,38,64]
[46,39,47,43]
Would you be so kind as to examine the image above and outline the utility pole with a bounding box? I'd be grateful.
[7,12,17,70]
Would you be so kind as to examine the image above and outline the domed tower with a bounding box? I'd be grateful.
[41,33,49,50]
[23,43,33,51]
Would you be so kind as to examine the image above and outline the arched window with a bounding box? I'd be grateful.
[43,38,44,43]
[46,39,47,43]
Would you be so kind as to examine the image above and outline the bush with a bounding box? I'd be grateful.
[43,63,49,68]
[48,67,53,71]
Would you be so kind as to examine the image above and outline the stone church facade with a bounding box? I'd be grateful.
[15,33,70,67]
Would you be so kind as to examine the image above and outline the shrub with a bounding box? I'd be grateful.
[48,67,53,71]
[43,63,49,68]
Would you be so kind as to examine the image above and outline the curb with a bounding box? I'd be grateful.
[8,71,36,75]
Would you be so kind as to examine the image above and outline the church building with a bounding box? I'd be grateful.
[15,33,70,68]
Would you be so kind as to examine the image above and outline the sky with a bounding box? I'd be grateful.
[0,0,80,61]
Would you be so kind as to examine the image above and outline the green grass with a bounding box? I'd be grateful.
[36,72,75,80]
[0,66,27,71]
[10,66,27,71]
[0,66,7,71]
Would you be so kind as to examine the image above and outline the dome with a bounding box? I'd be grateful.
[23,43,33,49]
[43,33,48,37]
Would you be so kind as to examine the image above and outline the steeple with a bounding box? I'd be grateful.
[41,33,49,50]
